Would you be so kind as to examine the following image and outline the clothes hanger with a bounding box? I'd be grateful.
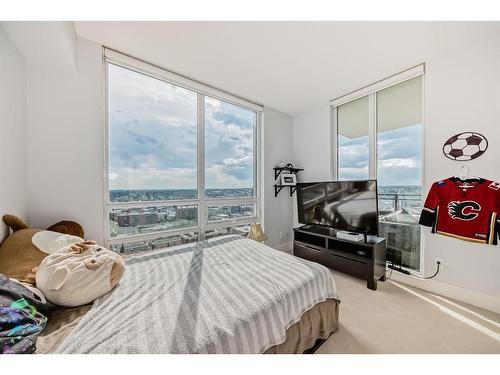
[454,165,481,188]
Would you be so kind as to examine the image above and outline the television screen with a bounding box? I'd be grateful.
[296,180,378,235]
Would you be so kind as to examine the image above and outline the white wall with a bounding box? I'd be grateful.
[421,33,500,300]
[291,104,332,229]
[262,107,294,248]
[0,26,27,241]
[26,38,104,242]
[291,32,500,305]
[292,104,332,183]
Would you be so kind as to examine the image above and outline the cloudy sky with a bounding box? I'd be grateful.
[108,63,420,191]
[108,64,255,191]
[339,124,422,186]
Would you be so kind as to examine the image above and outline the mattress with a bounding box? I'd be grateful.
[37,235,339,354]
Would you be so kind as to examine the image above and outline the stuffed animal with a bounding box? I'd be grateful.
[0,215,85,283]
[35,241,125,307]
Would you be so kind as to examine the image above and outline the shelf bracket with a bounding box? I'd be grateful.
[274,185,285,197]
[274,169,283,180]
[273,167,303,197]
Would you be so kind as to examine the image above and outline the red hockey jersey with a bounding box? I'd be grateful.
[419,177,500,244]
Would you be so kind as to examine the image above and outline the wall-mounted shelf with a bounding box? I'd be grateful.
[273,184,297,197]
[273,166,303,197]
[273,167,304,180]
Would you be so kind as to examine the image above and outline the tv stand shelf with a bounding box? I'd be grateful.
[293,225,387,290]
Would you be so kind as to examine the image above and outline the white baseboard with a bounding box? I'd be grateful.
[273,241,293,254]
[390,272,500,314]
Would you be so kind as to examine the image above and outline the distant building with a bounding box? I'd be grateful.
[117,213,130,227]
[176,206,197,220]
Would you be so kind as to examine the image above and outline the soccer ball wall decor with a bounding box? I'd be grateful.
[442,132,488,161]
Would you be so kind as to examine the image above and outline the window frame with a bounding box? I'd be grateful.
[103,48,263,248]
[330,64,425,274]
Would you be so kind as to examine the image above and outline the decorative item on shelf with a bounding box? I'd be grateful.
[280,173,297,186]
[247,223,267,242]
[442,132,488,161]
[273,164,303,180]
[278,161,286,168]
[273,164,303,197]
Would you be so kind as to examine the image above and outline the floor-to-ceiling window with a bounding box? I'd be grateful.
[376,77,423,270]
[105,49,262,253]
[337,96,370,181]
[333,66,423,271]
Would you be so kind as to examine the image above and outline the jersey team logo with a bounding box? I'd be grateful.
[448,201,481,221]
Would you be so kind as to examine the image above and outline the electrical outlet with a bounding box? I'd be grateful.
[435,258,444,266]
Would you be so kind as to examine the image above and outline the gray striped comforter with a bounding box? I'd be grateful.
[55,235,339,353]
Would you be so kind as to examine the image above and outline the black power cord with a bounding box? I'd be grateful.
[387,260,441,280]
[417,261,441,280]
[385,260,394,280]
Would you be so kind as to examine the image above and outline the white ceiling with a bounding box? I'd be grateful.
[75,21,499,115]
[3,21,77,71]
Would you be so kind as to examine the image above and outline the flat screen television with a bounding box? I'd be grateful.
[296,180,379,235]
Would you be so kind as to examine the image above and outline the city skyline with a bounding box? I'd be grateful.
[108,200,255,238]
[109,187,254,202]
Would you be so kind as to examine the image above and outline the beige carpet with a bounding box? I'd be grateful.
[316,270,500,354]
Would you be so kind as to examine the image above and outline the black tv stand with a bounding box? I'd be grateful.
[293,224,387,290]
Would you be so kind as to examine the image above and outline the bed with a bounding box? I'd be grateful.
[36,235,339,354]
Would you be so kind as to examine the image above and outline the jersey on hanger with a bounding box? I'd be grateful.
[419,177,500,244]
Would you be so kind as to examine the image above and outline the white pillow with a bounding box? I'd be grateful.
[32,230,83,255]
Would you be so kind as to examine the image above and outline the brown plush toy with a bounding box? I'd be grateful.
[0,214,85,283]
